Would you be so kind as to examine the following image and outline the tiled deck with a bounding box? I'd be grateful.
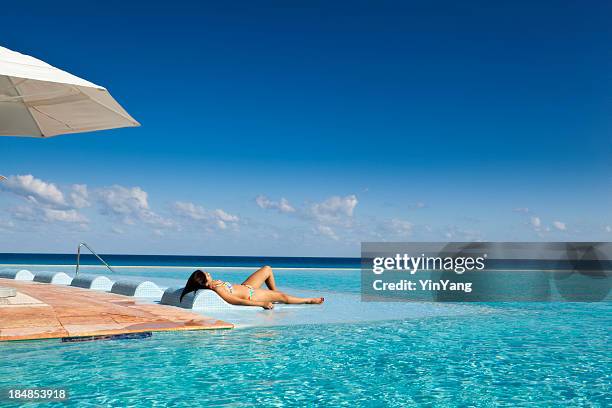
[0,279,232,341]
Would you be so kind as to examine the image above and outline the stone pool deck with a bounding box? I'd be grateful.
[0,278,232,341]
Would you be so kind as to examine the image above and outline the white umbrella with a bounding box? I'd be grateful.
[0,46,139,137]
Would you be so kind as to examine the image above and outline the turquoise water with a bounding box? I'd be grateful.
[1,265,610,406]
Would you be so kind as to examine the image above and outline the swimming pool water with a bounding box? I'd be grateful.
[0,266,610,407]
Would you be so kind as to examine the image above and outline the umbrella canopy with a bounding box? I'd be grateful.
[0,46,139,137]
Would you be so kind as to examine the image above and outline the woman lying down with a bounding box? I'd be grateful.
[180,266,325,310]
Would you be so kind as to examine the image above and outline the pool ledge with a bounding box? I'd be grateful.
[0,278,233,342]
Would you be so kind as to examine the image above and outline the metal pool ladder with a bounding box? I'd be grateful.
[75,242,116,276]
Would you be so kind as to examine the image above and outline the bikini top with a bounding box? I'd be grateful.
[212,280,233,294]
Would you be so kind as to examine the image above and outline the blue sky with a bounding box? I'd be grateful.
[0,0,610,256]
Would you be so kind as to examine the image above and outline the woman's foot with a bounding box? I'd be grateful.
[307,297,324,304]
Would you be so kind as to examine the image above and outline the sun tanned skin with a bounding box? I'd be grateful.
[205,266,324,310]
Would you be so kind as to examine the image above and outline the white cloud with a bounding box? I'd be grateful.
[315,225,339,240]
[97,185,174,228]
[310,195,358,225]
[70,184,90,208]
[97,185,148,216]
[43,208,88,223]
[144,213,175,228]
[527,216,566,234]
[10,205,37,222]
[443,226,483,241]
[0,219,14,230]
[391,219,413,234]
[606,225,611,233]
[255,195,296,213]
[213,209,239,223]
[8,205,87,225]
[255,194,358,226]
[253,194,359,240]
[1,174,67,207]
[173,201,207,220]
[0,174,91,229]
[382,218,413,237]
[173,201,239,230]
[513,207,530,213]
[527,215,556,236]
[552,221,566,231]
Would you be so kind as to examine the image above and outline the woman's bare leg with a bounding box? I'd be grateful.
[257,290,324,304]
[282,293,324,304]
[242,265,277,290]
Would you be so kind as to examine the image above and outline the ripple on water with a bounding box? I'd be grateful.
[0,303,609,407]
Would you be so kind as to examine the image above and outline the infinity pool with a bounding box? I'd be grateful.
[1,265,609,406]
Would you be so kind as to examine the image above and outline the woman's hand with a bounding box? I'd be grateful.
[262,302,274,310]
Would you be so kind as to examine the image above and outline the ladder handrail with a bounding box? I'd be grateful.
[75,242,116,276]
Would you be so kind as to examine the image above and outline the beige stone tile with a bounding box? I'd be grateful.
[0,281,233,341]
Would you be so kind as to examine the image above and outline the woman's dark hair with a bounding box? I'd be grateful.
[180,270,209,302]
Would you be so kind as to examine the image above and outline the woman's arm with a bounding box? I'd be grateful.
[214,289,273,309]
